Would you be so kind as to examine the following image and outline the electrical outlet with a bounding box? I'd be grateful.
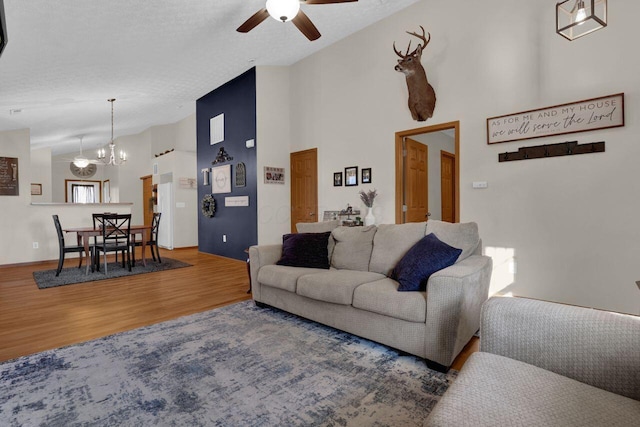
[472,181,488,189]
[223,235,227,243]
[33,242,39,249]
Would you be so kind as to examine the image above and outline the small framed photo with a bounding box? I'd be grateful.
[361,168,372,184]
[333,172,343,187]
[30,183,42,196]
[345,166,358,187]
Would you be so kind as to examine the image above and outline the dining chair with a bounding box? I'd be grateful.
[93,213,132,274]
[131,212,162,266]
[53,215,92,277]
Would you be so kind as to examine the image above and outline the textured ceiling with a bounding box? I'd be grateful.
[0,0,419,155]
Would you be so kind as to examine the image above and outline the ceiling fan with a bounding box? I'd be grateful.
[237,0,358,41]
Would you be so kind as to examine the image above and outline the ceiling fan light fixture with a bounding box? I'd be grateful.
[266,0,300,22]
[73,157,90,168]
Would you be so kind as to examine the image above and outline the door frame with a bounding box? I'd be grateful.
[395,121,460,223]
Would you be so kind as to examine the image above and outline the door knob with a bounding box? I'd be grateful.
[309,212,315,216]
[426,212,431,217]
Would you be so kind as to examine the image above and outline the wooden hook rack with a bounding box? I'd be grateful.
[499,141,605,162]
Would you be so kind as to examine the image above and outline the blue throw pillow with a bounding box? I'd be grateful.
[392,233,462,292]
[276,232,331,269]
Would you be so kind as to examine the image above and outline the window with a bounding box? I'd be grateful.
[65,180,101,203]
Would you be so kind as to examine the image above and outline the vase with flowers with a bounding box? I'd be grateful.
[359,189,378,226]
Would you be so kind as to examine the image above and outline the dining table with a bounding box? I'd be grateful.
[64,224,152,274]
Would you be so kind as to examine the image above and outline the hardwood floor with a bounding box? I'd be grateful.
[0,247,478,370]
[0,248,251,363]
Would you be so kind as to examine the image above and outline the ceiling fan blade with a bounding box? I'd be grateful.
[303,0,358,4]
[237,8,270,33]
[292,10,321,41]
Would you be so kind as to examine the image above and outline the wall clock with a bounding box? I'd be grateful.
[69,162,97,178]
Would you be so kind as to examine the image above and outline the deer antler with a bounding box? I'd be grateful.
[393,26,431,58]
[393,41,405,58]
[405,26,430,56]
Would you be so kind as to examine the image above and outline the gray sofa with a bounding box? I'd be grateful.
[248,220,493,371]
[426,297,640,426]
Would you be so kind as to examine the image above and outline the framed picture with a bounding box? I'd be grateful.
[264,166,285,184]
[212,164,232,194]
[333,172,343,187]
[30,183,42,196]
[361,168,372,184]
[345,166,358,187]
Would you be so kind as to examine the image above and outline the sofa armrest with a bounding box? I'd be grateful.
[480,297,640,400]
[249,244,282,301]
[424,255,492,368]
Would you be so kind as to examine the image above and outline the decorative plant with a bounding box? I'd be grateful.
[359,189,378,208]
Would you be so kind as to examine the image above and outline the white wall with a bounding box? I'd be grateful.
[256,66,292,244]
[287,0,640,314]
[30,147,53,203]
[153,150,198,248]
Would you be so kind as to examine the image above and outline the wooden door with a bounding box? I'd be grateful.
[290,148,318,232]
[404,138,429,223]
[441,151,456,223]
[140,175,153,227]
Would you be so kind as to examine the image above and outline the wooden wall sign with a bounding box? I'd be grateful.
[487,93,624,144]
[0,157,19,196]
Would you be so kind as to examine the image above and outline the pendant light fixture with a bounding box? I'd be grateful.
[97,99,127,166]
[556,0,607,41]
[73,136,91,168]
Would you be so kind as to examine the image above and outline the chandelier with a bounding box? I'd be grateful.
[97,98,127,165]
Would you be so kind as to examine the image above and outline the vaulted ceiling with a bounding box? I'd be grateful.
[0,0,419,155]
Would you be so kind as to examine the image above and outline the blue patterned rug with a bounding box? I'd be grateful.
[0,301,456,426]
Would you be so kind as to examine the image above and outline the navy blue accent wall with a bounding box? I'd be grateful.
[197,68,257,260]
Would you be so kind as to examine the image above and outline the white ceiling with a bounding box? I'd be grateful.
[0,0,419,155]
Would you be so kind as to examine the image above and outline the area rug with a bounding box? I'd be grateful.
[33,257,192,289]
[0,301,456,426]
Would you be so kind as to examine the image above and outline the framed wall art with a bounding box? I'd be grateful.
[333,172,343,187]
[264,166,285,184]
[361,168,372,184]
[487,93,624,144]
[345,166,358,187]
[0,157,19,196]
[212,164,232,194]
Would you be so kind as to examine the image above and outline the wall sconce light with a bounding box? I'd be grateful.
[557,0,607,41]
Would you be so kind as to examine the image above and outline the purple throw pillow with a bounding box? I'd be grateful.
[276,232,331,269]
[392,233,462,292]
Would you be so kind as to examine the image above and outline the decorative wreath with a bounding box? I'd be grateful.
[201,194,216,218]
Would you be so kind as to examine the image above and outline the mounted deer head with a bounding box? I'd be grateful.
[394,26,436,121]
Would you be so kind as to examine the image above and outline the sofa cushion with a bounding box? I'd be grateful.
[425,220,480,262]
[258,265,327,293]
[392,234,462,292]
[353,278,426,323]
[296,270,386,305]
[369,222,427,276]
[277,232,331,269]
[425,352,640,427]
[330,225,377,271]
[296,220,339,261]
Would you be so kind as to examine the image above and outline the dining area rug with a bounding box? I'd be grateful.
[33,258,192,289]
[0,301,456,426]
